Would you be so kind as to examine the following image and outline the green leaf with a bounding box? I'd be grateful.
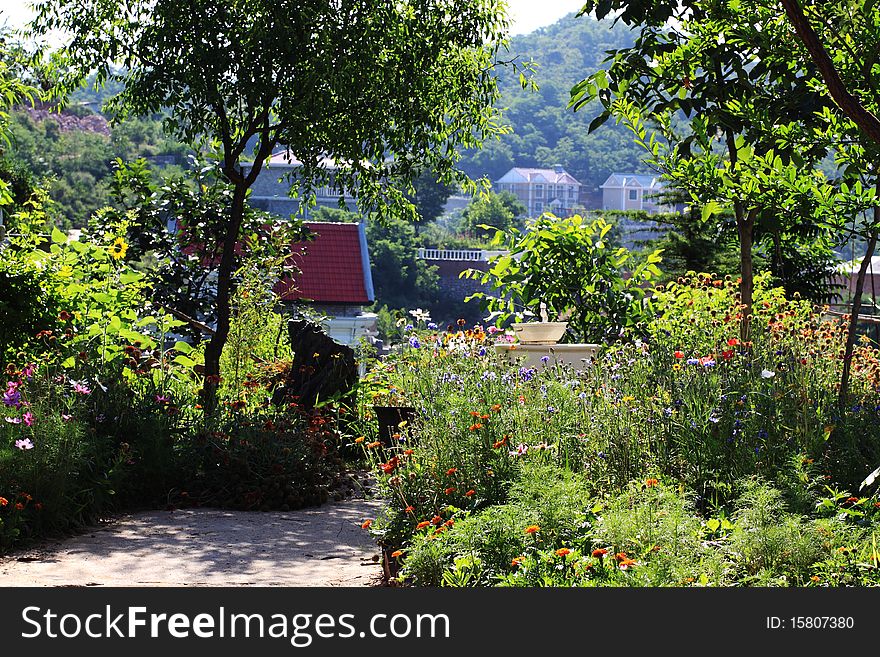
[51,226,67,244]
[707,518,721,532]
[173,354,196,368]
[173,340,194,355]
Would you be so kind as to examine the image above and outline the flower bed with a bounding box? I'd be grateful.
[357,274,880,586]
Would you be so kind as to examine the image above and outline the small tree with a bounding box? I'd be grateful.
[464,213,663,343]
[32,0,511,410]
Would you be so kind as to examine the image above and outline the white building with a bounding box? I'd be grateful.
[494,165,581,218]
[600,173,671,214]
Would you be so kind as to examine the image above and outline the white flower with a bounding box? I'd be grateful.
[761,369,775,379]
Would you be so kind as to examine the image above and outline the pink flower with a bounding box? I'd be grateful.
[71,381,91,395]
[61,414,73,422]
[22,364,35,379]
[15,438,34,450]
[22,411,34,427]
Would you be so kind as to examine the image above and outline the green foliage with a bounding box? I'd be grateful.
[465,213,662,342]
[366,215,440,313]
[457,190,525,236]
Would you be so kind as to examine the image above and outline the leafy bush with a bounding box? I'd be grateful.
[465,213,662,342]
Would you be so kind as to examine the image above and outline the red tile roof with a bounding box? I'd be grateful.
[276,222,372,305]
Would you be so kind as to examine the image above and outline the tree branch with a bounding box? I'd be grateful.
[780,0,880,146]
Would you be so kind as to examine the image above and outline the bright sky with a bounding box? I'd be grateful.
[2,1,586,38]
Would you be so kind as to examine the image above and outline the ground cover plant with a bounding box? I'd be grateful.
[358,272,880,586]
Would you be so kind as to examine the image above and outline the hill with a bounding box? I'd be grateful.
[458,13,653,198]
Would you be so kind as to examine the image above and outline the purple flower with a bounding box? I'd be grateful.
[22,411,34,427]
[702,359,716,368]
[519,367,536,382]
[478,347,487,357]
[5,416,21,424]
[22,364,35,379]
[155,394,170,404]
[540,355,550,364]
[404,324,414,332]
[408,336,421,349]
[3,389,21,408]
[427,322,438,330]
[15,438,34,450]
[686,358,700,366]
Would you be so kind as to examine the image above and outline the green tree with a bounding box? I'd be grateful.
[366,216,440,312]
[33,0,511,410]
[459,190,525,236]
[572,1,840,338]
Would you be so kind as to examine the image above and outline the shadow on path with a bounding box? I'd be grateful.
[0,497,384,587]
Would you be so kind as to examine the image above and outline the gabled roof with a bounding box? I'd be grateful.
[276,222,374,305]
[601,173,665,189]
[495,167,580,186]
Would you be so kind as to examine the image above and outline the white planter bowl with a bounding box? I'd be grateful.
[511,321,568,345]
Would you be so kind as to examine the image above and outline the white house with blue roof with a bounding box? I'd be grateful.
[600,173,671,214]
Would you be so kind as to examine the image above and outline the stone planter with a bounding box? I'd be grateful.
[494,342,603,369]
[373,405,417,447]
[510,321,568,345]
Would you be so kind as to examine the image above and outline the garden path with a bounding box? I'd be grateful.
[0,495,384,587]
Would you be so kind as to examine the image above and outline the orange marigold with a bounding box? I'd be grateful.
[367,441,382,449]
[524,525,540,534]
[0,497,7,507]
[446,468,457,476]
[361,519,373,529]
[416,521,431,530]
[645,478,659,487]
[404,505,415,514]
[555,548,571,557]
[431,515,442,525]
[591,548,607,558]
[391,550,403,558]
[465,489,476,497]
[444,487,456,495]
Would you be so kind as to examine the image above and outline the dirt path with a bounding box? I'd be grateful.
[0,497,385,587]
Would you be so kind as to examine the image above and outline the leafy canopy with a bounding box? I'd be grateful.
[32,0,511,218]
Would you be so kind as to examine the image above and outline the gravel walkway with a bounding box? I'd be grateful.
[0,497,384,587]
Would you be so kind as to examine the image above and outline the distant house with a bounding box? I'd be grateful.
[246,150,356,218]
[494,165,581,218]
[600,173,671,214]
[275,222,378,347]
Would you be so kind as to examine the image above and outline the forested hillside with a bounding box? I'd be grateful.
[458,13,653,194]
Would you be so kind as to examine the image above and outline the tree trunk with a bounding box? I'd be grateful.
[735,204,756,343]
[201,184,248,412]
[839,214,879,410]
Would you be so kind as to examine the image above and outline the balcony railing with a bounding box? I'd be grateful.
[417,248,506,261]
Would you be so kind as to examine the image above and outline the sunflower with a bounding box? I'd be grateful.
[109,237,128,261]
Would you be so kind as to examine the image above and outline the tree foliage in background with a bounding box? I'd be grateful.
[458,190,525,236]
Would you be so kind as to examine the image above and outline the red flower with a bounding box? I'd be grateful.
[416,521,431,530]
[361,519,373,529]
[721,350,734,360]
[445,519,454,528]
[674,351,684,359]
[404,449,414,456]
[645,478,659,487]
[15,503,24,511]
[591,548,608,558]
[431,515,443,525]
[465,489,476,497]
[444,487,456,495]
[446,468,457,476]
[404,505,415,514]
[0,497,8,507]
[727,338,738,346]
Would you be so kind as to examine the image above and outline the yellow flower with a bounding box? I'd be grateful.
[109,237,128,261]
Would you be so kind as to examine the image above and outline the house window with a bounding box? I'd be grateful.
[534,201,543,213]
[628,189,638,200]
[568,186,575,199]
[534,184,543,198]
